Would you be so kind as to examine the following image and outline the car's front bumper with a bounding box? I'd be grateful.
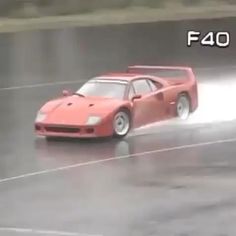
[35,122,113,138]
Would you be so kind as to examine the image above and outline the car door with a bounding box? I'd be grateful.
[146,78,169,121]
[130,78,165,127]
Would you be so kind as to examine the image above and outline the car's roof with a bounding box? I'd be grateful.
[94,73,148,82]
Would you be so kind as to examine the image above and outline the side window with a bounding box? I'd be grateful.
[128,85,136,100]
[132,79,152,95]
[147,79,163,91]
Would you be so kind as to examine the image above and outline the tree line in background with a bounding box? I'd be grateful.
[0,0,235,17]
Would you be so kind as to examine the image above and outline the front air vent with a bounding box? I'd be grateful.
[45,126,80,133]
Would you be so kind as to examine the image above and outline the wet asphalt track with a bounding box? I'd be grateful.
[1,18,236,236]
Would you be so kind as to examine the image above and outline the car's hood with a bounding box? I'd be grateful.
[41,95,126,125]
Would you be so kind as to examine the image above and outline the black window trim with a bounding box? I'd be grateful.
[127,83,136,100]
[148,78,164,90]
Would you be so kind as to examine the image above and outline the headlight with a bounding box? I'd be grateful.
[86,116,101,125]
[35,111,46,122]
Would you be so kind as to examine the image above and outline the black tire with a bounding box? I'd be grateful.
[113,109,131,138]
[176,94,190,120]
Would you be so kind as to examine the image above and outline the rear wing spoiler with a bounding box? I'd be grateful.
[127,65,195,82]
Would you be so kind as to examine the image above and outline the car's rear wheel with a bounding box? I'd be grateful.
[113,110,131,138]
[176,94,190,120]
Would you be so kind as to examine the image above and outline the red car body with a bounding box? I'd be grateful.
[35,66,198,138]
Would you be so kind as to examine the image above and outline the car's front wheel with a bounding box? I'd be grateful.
[113,110,131,138]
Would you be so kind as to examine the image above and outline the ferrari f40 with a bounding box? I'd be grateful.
[35,66,198,139]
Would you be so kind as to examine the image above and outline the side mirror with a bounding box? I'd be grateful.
[62,90,70,97]
[132,94,142,102]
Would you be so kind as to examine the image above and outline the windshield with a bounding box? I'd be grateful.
[76,80,127,99]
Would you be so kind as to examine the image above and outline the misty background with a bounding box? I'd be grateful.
[0,0,235,18]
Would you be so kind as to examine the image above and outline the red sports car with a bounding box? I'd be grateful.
[35,66,198,139]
